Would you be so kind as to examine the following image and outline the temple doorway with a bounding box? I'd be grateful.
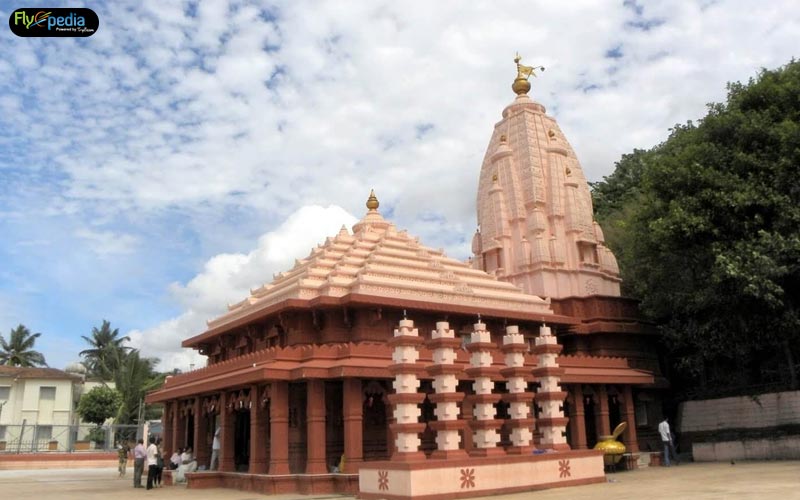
[362,380,388,460]
[288,382,307,473]
[186,414,195,449]
[325,381,344,470]
[234,409,250,472]
[584,394,598,448]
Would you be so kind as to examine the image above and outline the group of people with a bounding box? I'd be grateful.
[117,427,222,488]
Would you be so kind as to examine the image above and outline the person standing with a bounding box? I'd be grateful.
[210,427,221,471]
[145,437,158,490]
[117,440,130,478]
[154,438,164,488]
[132,439,145,488]
[658,416,680,466]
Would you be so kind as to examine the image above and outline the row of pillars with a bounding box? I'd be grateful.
[162,377,367,475]
[388,318,569,460]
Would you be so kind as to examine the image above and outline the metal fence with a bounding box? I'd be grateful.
[0,423,142,453]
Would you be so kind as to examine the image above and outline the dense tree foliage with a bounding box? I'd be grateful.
[592,60,800,395]
[80,320,130,380]
[77,385,122,426]
[0,324,47,367]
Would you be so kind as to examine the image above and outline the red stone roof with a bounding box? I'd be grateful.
[0,365,82,380]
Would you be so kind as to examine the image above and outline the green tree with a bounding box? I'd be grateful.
[113,350,165,425]
[592,60,800,393]
[79,320,130,380]
[0,324,47,367]
[77,385,122,426]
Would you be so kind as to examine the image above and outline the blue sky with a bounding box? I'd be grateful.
[1,0,798,370]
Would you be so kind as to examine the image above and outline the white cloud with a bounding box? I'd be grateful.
[127,204,358,371]
[74,228,138,256]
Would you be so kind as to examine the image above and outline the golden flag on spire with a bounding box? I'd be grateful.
[518,64,536,78]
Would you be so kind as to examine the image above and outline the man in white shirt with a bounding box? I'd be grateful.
[658,416,680,466]
[145,437,159,489]
[210,427,221,471]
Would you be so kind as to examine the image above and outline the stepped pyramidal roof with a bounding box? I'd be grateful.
[206,190,553,334]
[472,55,621,298]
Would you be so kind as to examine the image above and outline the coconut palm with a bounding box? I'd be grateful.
[0,324,48,367]
[113,349,164,424]
[80,320,130,380]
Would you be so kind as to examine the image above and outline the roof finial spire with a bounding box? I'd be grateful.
[366,189,379,211]
[512,53,545,96]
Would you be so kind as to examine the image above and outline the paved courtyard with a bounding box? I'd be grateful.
[0,461,798,500]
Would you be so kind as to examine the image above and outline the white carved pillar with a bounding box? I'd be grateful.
[465,321,504,457]
[500,325,535,453]
[386,317,427,461]
[532,324,570,450]
[425,321,467,459]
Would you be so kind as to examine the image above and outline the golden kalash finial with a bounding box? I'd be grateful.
[512,53,545,95]
[366,189,379,210]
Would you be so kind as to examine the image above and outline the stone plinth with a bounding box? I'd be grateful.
[358,450,605,500]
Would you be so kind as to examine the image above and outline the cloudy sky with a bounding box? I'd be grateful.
[1,0,798,371]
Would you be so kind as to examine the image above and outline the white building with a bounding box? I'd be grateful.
[0,363,117,452]
[0,365,83,451]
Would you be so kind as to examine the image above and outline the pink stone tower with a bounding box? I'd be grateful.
[472,56,621,298]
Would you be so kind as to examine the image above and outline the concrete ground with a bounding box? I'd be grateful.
[0,462,798,500]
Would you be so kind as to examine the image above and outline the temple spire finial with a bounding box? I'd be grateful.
[512,53,545,96]
[366,189,379,211]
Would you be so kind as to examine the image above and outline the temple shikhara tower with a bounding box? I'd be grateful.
[147,56,663,499]
[473,55,620,298]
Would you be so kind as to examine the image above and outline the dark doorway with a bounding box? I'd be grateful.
[362,380,388,460]
[288,382,307,473]
[325,381,344,470]
[584,395,598,448]
[234,410,250,472]
[186,415,195,449]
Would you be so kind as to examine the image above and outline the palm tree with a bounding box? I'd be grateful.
[0,324,47,367]
[113,349,164,424]
[80,320,130,380]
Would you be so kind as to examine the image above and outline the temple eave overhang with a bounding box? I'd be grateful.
[183,293,578,349]
[147,346,655,403]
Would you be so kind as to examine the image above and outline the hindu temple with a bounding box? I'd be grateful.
[147,56,665,498]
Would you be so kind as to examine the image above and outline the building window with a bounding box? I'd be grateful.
[39,386,56,400]
[635,400,649,427]
[0,386,10,401]
[36,425,52,441]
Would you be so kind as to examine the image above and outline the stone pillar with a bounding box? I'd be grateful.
[460,397,474,453]
[172,401,183,453]
[595,384,611,438]
[500,325,535,454]
[162,402,174,455]
[269,381,290,474]
[342,378,363,471]
[250,385,269,474]
[192,396,207,464]
[621,385,639,452]
[465,321,503,457]
[192,398,208,466]
[568,385,588,449]
[425,321,467,459]
[386,317,427,461]
[305,380,327,473]
[532,324,569,450]
[219,393,235,472]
